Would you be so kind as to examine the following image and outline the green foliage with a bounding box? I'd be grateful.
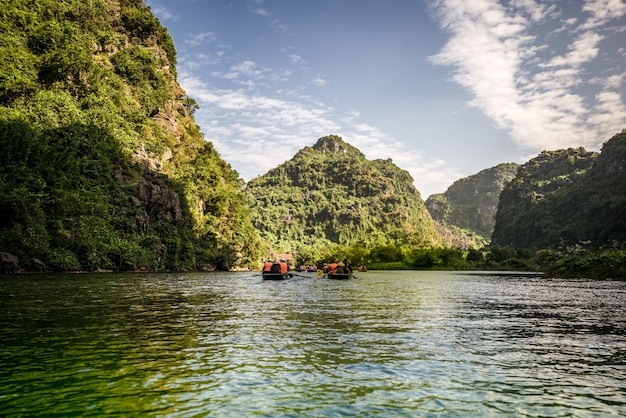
[426,163,518,241]
[120,2,177,76]
[0,0,262,271]
[246,135,440,258]
[0,35,39,102]
[111,46,169,114]
[545,249,626,279]
[179,96,199,116]
[493,133,626,251]
[408,247,467,269]
[47,248,81,271]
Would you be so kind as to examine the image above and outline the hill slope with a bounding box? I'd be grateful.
[492,132,626,249]
[0,0,261,271]
[426,163,519,247]
[245,135,440,257]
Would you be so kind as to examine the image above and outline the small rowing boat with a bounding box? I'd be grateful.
[323,272,352,280]
[262,272,292,280]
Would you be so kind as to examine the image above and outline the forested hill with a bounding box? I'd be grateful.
[245,135,440,260]
[0,0,262,272]
[492,130,626,250]
[426,163,519,247]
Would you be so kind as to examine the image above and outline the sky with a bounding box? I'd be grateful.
[145,0,626,198]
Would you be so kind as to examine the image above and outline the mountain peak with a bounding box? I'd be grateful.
[311,135,363,157]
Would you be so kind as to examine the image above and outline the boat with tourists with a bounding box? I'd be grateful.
[262,272,293,280]
[261,258,292,280]
[323,272,352,280]
[318,260,353,279]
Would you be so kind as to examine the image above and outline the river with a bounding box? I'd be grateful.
[1,270,625,416]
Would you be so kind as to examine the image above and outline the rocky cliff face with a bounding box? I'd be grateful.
[312,135,364,156]
[426,163,519,247]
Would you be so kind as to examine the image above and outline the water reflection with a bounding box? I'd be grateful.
[1,271,625,416]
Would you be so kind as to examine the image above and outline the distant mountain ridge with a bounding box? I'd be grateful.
[426,163,519,247]
[245,135,440,257]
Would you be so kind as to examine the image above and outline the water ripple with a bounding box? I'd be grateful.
[1,272,625,416]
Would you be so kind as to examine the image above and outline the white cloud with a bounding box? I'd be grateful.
[587,91,626,132]
[430,0,626,154]
[151,5,178,22]
[208,60,291,87]
[270,19,288,33]
[254,8,268,15]
[185,32,217,46]
[603,73,624,89]
[289,54,304,64]
[511,0,555,22]
[543,31,603,67]
[581,0,626,30]
[178,72,459,197]
[231,60,257,74]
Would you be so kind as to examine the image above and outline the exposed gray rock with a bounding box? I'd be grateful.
[28,258,47,272]
[0,252,20,273]
[138,171,182,223]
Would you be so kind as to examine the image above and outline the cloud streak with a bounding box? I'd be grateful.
[429,0,626,152]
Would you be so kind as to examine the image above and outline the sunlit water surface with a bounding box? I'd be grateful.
[1,271,625,416]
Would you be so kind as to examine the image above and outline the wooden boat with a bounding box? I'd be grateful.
[324,272,352,280]
[262,272,292,280]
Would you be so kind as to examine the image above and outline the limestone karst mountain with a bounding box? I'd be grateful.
[245,135,440,256]
[492,131,626,250]
[426,163,519,248]
[0,0,261,271]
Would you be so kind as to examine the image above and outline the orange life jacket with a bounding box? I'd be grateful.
[329,262,338,274]
[279,261,288,273]
[263,261,273,272]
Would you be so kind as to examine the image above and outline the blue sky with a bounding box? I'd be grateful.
[146,0,626,198]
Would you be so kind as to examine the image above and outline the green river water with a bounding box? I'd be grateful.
[1,270,625,416]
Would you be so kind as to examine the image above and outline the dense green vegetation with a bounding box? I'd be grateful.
[306,133,626,278]
[492,132,626,250]
[246,135,440,264]
[488,131,626,278]
[1,0,623,279]
[492,147,598,249]
[426,163,518,248]
[0,0,262,271]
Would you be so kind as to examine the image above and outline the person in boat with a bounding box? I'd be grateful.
[329,261,338,274]
[323,263,329,273]
[279,258,288,274]
[342,259,353,274]
[270,260,282,273]
[263,259,273,273]
[335,261,346,274]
